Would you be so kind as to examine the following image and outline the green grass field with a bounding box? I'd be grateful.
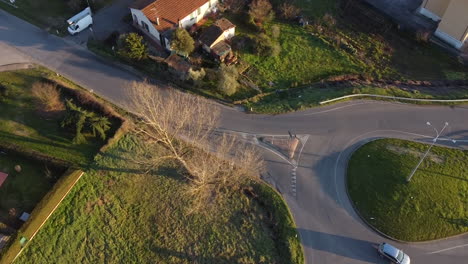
[347,139,468,241]
[0,153,64,219]
[13,134,303,264]
[0,68,112,165]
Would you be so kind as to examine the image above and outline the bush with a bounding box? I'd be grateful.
[31,82,64,112]
[218,64,239,96]
[117,33,148,61]
[271,25,281,40]
[171,28,195,56]
[248,0,273,25]
[254,33,280,56]
[278,2,301,20]
[61,99,111,144]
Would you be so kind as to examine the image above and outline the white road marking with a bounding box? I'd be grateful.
[428,244,468,254]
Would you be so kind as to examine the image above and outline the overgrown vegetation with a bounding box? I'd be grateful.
[0,68,119,165]
[117,33,148,61]
[347,139,468,241]
[171,28,195,56]
[13,134,303,264]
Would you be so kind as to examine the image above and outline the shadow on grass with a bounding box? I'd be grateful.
[442,218,468,228]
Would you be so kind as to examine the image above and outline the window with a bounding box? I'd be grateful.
[142,21,150,32]
[133,14,139,25]
[197,7,201,16]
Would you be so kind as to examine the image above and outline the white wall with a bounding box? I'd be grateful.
[223,27,235,40]
[130,8,160,40]
[179,0,218,29]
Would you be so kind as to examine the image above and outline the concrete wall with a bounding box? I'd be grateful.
[436,0,468,49]
[421,0,450,18]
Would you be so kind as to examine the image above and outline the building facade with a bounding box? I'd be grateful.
[418,0,468,50]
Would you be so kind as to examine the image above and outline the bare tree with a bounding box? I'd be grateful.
[128,81,264,212]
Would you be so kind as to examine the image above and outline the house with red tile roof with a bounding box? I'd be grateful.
[130,0,219,51]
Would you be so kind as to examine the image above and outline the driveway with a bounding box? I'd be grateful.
[1,8,467,264]
[65,0,134,45]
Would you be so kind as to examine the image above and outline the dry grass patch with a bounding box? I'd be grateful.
[31,81,64,112]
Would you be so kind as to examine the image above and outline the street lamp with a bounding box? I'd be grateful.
[406,122,456,183]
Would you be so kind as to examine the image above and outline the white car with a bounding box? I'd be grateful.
[378,242,410,264]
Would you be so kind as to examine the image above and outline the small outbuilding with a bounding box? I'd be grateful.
[199,18,236,61]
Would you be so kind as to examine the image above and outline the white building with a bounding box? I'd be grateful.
[130,0,218,51]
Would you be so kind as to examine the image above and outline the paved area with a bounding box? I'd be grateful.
[363,0,437,31]
[65,0,133,45]
[1,8,468,264]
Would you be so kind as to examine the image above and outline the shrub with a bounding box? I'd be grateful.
[61,99,111,144]
[189,68,206,82]
[248,0,273,25]
[117,33,148,61]
[221,0,247,13]
[218,64,239,96]
[254,33,280,56]
[271,25,281,40]
[278,2,301,20]
[31,82,64,111]
[171,28,195,56]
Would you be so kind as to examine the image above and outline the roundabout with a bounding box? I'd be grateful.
[1,9,468,263]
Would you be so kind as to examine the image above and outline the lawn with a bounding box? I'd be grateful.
[227,1,468,111]
[347,139,468,241]
[13,134,303,264]
[0,68,116,165]
[0,152,65,222]
[0,0,114,34]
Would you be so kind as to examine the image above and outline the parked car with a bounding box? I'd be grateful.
[67,7,93,35]
[378,242,410,264]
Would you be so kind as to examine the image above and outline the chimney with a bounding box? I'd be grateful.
[156,17,160,25]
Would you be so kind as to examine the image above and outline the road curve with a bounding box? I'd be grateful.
[1,9,468,264]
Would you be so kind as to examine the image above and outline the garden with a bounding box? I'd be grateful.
[0,66,125,261]
[87,0,468,114]
[347,139,468,241]
[12,134,303,264]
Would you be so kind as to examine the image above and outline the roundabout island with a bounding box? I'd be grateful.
[347,138,468,241]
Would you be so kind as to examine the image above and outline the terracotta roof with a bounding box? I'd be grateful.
[214,18,235,31]
[0,172,8,187]
[132,0,211,32]
[199,25,224,47]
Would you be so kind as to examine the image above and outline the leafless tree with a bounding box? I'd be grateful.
[127,81,264,212]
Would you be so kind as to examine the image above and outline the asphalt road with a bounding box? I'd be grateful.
[1,8,467,264]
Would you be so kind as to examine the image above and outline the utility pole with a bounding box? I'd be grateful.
[406,122,456,183]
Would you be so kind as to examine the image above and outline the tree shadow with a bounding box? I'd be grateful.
[441,218,468,228]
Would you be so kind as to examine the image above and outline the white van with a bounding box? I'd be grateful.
[67,7,93,35]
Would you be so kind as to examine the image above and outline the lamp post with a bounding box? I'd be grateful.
[406,122,456,183]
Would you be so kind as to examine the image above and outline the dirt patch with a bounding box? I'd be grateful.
[387,145,444,164]
[85,196,110,214]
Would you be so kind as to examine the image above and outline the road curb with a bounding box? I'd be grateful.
[0,63,35,72]
[320,94,468,105]
[343,138,468,244]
